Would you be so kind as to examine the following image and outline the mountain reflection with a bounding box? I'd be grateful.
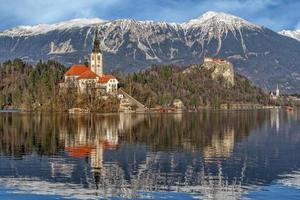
[120,111,270,159]
[0,110,299,199]
[0,111,269,158]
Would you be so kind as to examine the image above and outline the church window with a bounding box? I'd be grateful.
[97,55,101,60]
[92,56,94,60]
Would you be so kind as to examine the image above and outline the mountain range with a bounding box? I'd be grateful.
[1,11,300,93]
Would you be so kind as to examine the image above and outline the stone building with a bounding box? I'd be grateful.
[60,31,118,94]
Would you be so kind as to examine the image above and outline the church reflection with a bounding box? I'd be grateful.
[58,114,148,191]
[0,110,300,199]
[270,108,280,132]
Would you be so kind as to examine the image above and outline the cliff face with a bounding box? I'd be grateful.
[201,60,235,87]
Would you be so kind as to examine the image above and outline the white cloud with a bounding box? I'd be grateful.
[0,0,120,25]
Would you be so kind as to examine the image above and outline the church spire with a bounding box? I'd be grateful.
[90,28,103,77]
[92,29,101,53]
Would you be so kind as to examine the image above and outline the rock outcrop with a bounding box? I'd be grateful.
[202,59,235,87]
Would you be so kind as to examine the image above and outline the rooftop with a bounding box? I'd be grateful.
[65,64,89,76]
[77,70,98,80]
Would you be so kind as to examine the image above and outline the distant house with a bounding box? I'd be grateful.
[173,99,184,109]
[204,57,230,64]
[60,31,118,94]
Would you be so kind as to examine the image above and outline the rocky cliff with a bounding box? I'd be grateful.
[201,60,235,87]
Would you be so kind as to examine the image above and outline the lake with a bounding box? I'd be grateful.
[0,110,300,199]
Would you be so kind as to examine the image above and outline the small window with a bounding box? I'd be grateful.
[97,55,101,60]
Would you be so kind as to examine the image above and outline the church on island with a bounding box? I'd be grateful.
[60,31,118,94]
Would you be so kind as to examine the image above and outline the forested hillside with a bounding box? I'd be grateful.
[0,59,270,111]
[0,59,65,109]
[121,64,269,108]
[0,59,119,112]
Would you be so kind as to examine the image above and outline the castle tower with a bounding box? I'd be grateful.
[90,30,103,77]
[276,84,280,97]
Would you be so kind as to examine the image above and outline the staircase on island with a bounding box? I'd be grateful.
[118,88,147,112]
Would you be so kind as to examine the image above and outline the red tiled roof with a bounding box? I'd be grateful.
[99,75,116,83]
[65,146,94,158]
[65,64,89,76]
[103,140,118,150]
[77,70,99,80]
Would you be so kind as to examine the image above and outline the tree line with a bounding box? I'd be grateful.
[119,64,270,108]
[0,59,118,112]
[0,59,272,111]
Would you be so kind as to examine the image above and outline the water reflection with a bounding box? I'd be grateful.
[0,110,299,199]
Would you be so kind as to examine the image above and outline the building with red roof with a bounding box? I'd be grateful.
[60,31,118,94]
[65,64,89,76]
[204,57,230,64]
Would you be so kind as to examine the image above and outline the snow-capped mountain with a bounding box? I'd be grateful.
[1,11,300,92]
[0,18,107,37]
[279,30,300,41]
[182,11,261,29]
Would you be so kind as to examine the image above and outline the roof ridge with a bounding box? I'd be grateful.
[77,69,99,80]
[65,64,89,76]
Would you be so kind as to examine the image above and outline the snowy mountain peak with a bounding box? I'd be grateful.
[197,11,234,22]
[182,11,262,30]
[279,30,300,41]
[0,18,107,37]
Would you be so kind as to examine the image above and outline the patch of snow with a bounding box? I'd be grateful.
[182,11,262,30]
[0,18,107,37]
[48,39,76,54]
[169,48,178,59]
[227,55,245,60]
[137,41,154,60]
[279,30,300,41]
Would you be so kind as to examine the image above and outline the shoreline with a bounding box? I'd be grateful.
[0,106,289,115]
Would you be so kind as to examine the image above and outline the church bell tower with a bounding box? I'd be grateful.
[90,30,103,77]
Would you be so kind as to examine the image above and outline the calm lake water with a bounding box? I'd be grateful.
[0,110,300,199]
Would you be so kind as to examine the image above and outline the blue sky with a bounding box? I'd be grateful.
[0,0,299,31]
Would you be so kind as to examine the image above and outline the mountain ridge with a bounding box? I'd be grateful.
[1,11,300,93]
[279,30,300,41]
[0,11,263,36]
